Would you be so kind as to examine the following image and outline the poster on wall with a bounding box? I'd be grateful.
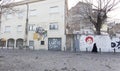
[85,36,94,44]
[80,35,94,51]
[85,36,94,51]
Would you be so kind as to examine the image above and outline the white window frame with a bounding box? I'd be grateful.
[49,6,59,14]
[17,25,22,32]
[5,26,11,33]
[29,24,36,31]
[17,12,24,19]
[6,13,13,20]
[29,9,37,16]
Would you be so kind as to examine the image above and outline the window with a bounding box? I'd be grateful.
[49,6,59,14]
[5,26,11,33]
[17,25,22,32]
[29,24,36,31]
[29,9,37,16]
[18,12,24,19]
[41,41,45,45]
[6,13,13,20]
[49,23,58,30]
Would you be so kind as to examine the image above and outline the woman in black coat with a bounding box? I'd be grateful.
[92,43,98,53]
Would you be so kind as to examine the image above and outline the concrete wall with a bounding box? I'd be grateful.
[79,35,120,52]
[66,34,73,51]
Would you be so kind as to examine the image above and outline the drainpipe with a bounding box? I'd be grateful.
[0,7,2,48]
[0,7,2,38]
[65,0,68,51]
[24,3,29,48]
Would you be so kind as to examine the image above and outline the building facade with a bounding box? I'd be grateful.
[66,2,94,51]
[66,2,94,35]
[0,0,67,51]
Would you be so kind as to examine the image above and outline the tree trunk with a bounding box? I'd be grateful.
[95,13,102,35]
[96,27,101,35]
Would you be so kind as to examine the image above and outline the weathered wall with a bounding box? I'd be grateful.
[66,34,73,51]
[75,35,120,52]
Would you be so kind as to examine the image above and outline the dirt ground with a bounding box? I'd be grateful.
[0,49,120,71]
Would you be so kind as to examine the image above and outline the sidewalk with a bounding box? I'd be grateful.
[0,49,120,71]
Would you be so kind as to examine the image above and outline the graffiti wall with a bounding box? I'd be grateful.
[80,36,94,51]
[79,35,120,52]
[111,38,120,52]
[33,27,47,40]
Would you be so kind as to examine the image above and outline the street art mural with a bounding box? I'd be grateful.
[34,27,47,40]
[79,35,117,52]
[111,41,120,49]
[85,36,94,44]
[85,36,94,51]
[79,35,94,51]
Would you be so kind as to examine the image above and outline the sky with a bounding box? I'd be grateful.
[68,0,120,22]
[2,0,120,21]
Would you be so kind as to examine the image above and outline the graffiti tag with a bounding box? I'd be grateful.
[111,41,120,49]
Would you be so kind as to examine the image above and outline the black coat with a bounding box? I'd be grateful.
[92,43,98,52]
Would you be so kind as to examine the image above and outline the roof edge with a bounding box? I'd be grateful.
[2,0,45,8]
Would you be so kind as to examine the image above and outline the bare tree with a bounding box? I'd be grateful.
[0,0,15,33]
[81,0,120,35]
[0,0,19,48]
[67,1,94,35]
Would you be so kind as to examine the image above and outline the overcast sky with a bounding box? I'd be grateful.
[8,0,120,21]
[68,0,120,21]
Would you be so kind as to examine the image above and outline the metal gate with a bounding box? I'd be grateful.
[16,39,23,47]
[7,39,15,47]
[48,38,61,51]
[73,35,80,52]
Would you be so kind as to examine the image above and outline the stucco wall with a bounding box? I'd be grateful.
[79,35,120,52]
[1,0,66,51]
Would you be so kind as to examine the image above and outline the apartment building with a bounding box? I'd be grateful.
[0,0,67,51]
